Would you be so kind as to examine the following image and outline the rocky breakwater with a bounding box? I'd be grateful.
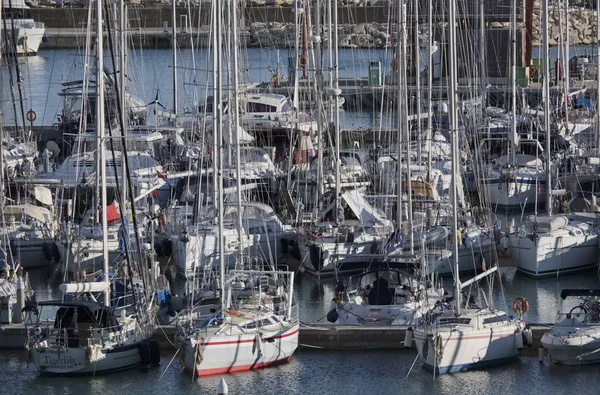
[529,3,598,46]
[247,22,427,48]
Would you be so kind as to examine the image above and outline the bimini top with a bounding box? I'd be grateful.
[38,300,119,328]
[560,289,600,300]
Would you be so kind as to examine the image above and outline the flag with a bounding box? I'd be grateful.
[385,230,404,253]
[103,203,120,224]
[156,169,167,180]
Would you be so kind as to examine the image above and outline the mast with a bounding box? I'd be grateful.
[333,0,341,225]
[120,0,127,202]
[214,0,225,307]
[212,0,218,217]
[395,0,404,227]
[230,0,244,267]
[0,7,4,228]
[96,0,110,307]
[511,0,517,163]
[414,0,422,165]
[597,0,600,154]
[564,0,569,116]
[448,0,460,313]
[427,0,433,181]
[479,0,486,106]
[542,0,551,216]
[401,0,413,250]
[560,0,569,133]
[171,0,178,115]
[313,0,325,209]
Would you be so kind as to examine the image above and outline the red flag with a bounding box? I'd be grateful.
[156,169,167,180]
[103,204,120,224]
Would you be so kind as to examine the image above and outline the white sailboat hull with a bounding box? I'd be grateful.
[509,233,599,277]
[181,324,299,376]
[413,325,520,373]
[29,344,142,375]
[171,230,292,276]
[0,239,55,268]
[57,239,123,275]
[427,238,496,275]
[298,240,380,276]
[482,177,546,211]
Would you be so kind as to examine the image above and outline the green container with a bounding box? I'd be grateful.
[507,66,530,87]
[368,61,381,86]
[531,58,541,68]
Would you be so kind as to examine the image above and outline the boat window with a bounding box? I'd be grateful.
[281,100,292,112]
[482,314,508,325]
[247,102,277,113]
[260,319,273,327]
[438,317,472,325]
[359,271,399,288]
[271,316,280,323]
[244,320,258,329]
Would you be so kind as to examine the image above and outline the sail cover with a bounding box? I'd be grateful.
[341,189,387,227]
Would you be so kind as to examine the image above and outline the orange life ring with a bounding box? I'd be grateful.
[512,296,529,316]
[27,109,37,122]
[228,311,243,316]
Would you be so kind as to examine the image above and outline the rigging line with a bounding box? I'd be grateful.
[6,0,27,129]
[158,347,180,382]
[103,2,145,305]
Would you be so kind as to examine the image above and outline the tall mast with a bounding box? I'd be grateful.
[426,0,433,181]
[395,0,404,227]
[120,0,127,202]
[563,0,569,132]
[171,0,178,115]
[333,0,341,225]
[542,0,551,216]
[511,0,517,163]
[230,0,244,267]
[96,0,110,307]
[479,0,486,106]
[0,7,4,227]
[448,0,460,313]
[401,0,413,250]
[414,0,421,165]
[597,0,600,154]
[212,0,218,217]
[313,0,325,209]
[214,0,225,307]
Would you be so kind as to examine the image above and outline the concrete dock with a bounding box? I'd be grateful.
[0,322,550,357]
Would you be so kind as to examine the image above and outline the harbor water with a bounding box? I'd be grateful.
[1,48,600,393]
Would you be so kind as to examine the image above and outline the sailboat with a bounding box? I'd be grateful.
[507,0,600,277]
[412,0,527,373]
[176,268,299,376]
[175,0,298,377]
[26,0,158,374]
